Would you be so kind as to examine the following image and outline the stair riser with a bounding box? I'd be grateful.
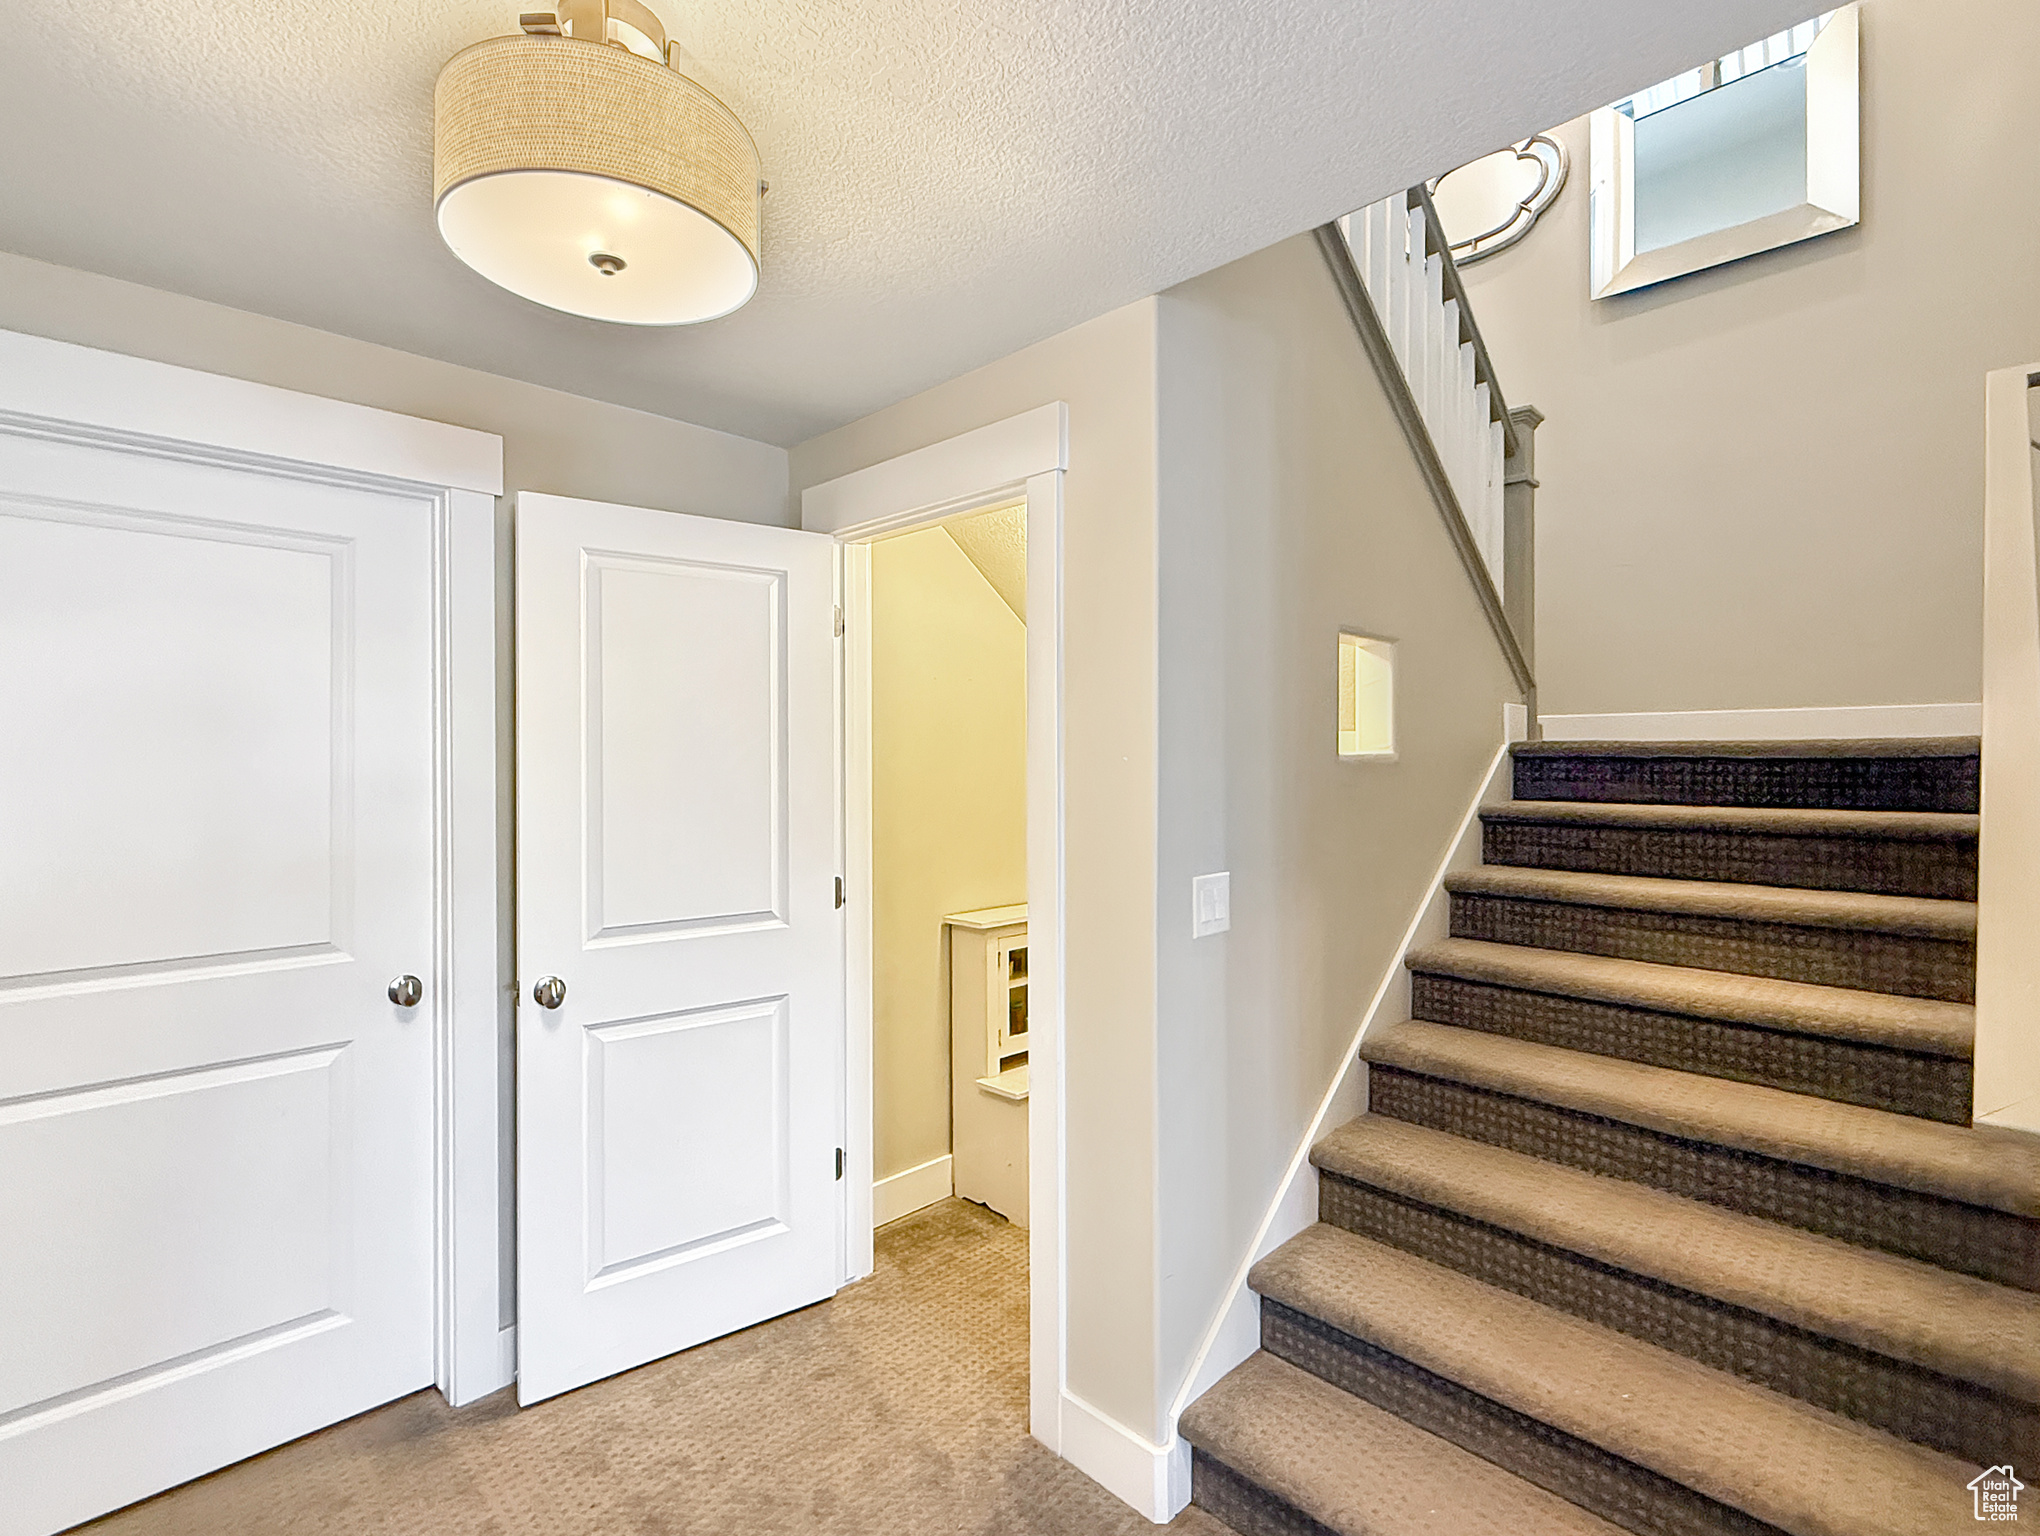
[1448,894,1975,1003]
[1481,821,1976,901]
[1409,972,1971,1123]
[1511,754,1980,814]
[1259,1302,1785,1536]
[1190,1451,1341,1536]
[1317,1172,2038,1470]
[1367,1067,2038,1291]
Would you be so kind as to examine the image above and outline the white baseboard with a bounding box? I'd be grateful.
[495,1325,518,1394]
[1059,1390,1182,1522]
[1539,703,1982,742]
[873,1153,953,1226]
[1977,1092,2040,1136]
[444,1323,517,1406]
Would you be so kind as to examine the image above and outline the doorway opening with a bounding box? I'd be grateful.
[812,402,1066,1454]
[863,505,1031,1239]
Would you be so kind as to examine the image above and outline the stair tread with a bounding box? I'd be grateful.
[1446,865,1976,939]
[1182,1351,1627,1535]
[1252,1224,1979,1536]
[1406,937,1973,1057]
[1512,738,1981,761]
[1311,1117,2040,1401]
[1484,799,1978,841]
[1362,1019,2038,1216]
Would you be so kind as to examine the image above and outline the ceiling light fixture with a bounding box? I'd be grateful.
[433,0,762,326]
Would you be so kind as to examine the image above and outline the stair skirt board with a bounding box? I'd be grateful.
[1407,971,1974,1123]
[1258,1304,1789,1536]
[1363,1068,2037,1290]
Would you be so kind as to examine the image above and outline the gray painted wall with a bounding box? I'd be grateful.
[1153,235,1525,1415]
[0,250,790,522]
[1458,0,2038,717]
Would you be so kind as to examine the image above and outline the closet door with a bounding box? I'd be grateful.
[0,430,438,1536]
[514,493,844,1404]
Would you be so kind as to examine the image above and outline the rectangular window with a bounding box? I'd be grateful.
[1338,633,1396,758]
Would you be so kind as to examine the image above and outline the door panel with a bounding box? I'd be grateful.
[0,509,343,980]
[2,1045,348,1412]
[516,494,841,1406]
[587,555,786,935]
[0,432,437,1536]
[587,997,789,1278]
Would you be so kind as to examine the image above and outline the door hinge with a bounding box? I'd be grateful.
[835,1147,845,1180]
[835,876,845,909]
[833,605,845,637]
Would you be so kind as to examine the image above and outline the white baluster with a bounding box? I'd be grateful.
[1400,206,1424,407]
[1489,416,1507,593]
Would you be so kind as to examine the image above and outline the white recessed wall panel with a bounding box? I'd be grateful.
[0,1046,345,1421]
[588,999,789,1279]
[0,508,341,983]
[586,557,785,939]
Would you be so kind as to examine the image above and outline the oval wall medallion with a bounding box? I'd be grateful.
[1427,134,1569,265]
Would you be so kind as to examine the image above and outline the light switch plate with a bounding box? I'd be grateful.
[1192,872,1231,938]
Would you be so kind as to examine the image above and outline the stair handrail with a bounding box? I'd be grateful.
[1313,184,1538,697]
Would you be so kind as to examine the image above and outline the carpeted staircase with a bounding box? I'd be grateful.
[1181,738,2040,1536]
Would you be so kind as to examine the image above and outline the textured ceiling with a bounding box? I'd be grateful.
[947,504,1027,622]
[2,0,1818,446]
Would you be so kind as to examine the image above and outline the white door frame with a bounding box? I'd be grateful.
[801,402,1069,1450]
[0,329,514,1411]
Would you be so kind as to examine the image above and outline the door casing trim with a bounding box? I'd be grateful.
[0,327,512,1412]
[802,404,1069,1452]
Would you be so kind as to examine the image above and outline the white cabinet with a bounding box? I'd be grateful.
[945,905,1028,1227]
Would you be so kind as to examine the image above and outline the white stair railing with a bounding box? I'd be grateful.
[1339,190,1511,593]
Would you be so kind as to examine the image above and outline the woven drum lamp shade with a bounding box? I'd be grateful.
[434,35,761,325]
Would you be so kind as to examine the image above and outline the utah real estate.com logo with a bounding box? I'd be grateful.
[1972,1466,2024,1522]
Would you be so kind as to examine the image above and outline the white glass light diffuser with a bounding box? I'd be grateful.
[434,21,761,326]
[437,170,756,325]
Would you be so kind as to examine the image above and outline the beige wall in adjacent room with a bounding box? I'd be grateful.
[791,299,1162,1439]
[870,523,1028,1183]
[1153,234,1525,1413]
[1456,0,2039,717]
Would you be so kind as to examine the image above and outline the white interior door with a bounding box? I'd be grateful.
[0,431,438,1536]
[515,493,844,1405]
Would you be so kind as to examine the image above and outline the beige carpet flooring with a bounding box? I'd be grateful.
[83,1199,1228,1536]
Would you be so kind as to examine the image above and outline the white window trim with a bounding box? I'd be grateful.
[1589,4,1859,300]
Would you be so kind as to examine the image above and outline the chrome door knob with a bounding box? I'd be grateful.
[388,974,424,1008]
[532,975,567,1010]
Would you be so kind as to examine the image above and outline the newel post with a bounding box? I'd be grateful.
[1502,405,1543,676]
